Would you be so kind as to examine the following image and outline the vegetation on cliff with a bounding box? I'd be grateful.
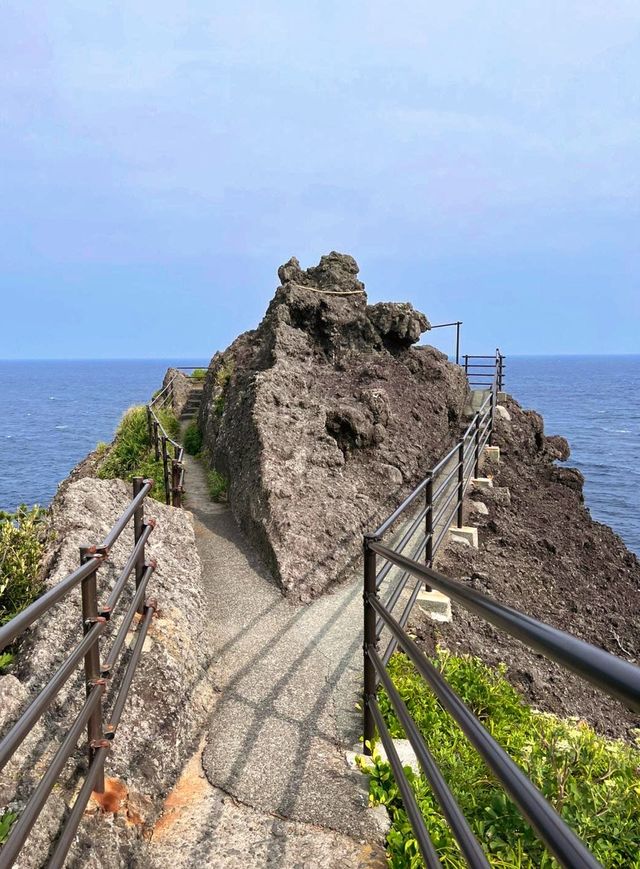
[0,505,50,671]
[97,405,178,502]
[366,650,640,868]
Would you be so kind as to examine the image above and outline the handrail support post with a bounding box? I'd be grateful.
[79,546,105,794]
[457,442,464,528]
[363,534,380,755]
[132,477,146,614]
[424,476,433,590]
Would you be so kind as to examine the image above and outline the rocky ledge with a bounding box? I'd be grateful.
[198,252,470,600]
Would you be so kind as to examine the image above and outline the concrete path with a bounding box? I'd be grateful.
[148,449,387,868]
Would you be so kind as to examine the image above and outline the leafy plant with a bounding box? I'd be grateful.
[207,469,228,502]
[213,360,234,417]
[0,506,48,627]
[365,650,640,868]
[190,368,207,381]
[0,808,18,845]
[183,422,202,456]
[97,405,179,503]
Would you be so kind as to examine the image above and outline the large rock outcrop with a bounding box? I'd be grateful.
[0,478,213,867]
[199,252,469,599]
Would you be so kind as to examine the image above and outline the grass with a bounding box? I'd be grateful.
[190,368,207,381]
[207,469,228,502]
[183,422,203,456]
[97,405,179,502]
[365,650,640,868]
[213,359,234,416]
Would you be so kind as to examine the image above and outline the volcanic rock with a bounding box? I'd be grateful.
[199,252,469,599]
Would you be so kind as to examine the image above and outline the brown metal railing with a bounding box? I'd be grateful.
[146,367,204,507]
[362,351,640,867]
[0,478,158,869]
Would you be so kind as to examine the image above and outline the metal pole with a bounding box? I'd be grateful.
[132,477,145,614]
[464,354,469,377]
[474,414,481,478]
[457,442,464,528]
[153,420,160,461]
[161,436,170,506]
[171,460,182,508]
[425,475,433,590]
[363,534,379,754]
[455,322,461,365]
[79,546,105,794]
[146,406,152,443]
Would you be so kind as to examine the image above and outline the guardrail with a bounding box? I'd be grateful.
[464,352,505,391]
[362,351,640,868]
[146,368,204,507]
[0,478,157,869]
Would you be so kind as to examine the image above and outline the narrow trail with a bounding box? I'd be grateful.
[149,448,387,868]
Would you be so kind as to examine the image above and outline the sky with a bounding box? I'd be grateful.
[1,1,639,359]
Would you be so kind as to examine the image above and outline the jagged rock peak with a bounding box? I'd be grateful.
[277,252,365,295]
[272,252,431,355]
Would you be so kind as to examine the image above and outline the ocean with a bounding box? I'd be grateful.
[0,356,638,556]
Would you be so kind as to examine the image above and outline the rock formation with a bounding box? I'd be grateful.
[199,252,469,599]
[0,478,213,867]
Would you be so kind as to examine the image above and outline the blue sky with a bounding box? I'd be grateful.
[1,2,638,359]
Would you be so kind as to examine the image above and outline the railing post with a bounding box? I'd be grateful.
[146,406,153,444]
[464,354,468,377]
[363,534,379,755]
[457,441,464,528]
[79,546,105,794]
[424,475,433,590]
[161,435,170,506]
[171,460,182,508]
[153,419,160,461]
[474,414,481,478]
[132,477,146,614]
[455,321,461,365]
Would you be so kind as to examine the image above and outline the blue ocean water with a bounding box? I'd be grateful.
[0,356,638,555]
[506,356,640,555]
[0,359,206,514]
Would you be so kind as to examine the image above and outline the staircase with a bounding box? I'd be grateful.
[181,384,203,422]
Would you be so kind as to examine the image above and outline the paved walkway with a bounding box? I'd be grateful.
[148,450,387,868]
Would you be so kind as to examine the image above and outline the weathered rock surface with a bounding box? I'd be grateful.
[199,252,469,599]
[1,478,213,868]
[416,396,640,740]
[161,368,193,417]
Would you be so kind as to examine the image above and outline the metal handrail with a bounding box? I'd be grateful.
[146,367,206,507]
[361,346,640,866]
[0,477,159,869]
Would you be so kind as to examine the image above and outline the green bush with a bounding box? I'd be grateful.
[190,368,207,381]
[207,469,228,502]
[366,650,640,868]
[0,808,18,845]
[183,422,202,455]
[97,405,179,503]
[0,506,48,628]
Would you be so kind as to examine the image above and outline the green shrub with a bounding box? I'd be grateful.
[97,405,179,503]
[213,360,234,417]
[0,506,48,628]
[0,808,18,845]
[184,422,202,455]
[366,650,640,868]
[190,368,207,381]
[207,469,228,502]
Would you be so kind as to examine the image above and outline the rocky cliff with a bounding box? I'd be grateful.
[198,252,470,599]
[414,397,640,740]
[0,478,214,867]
